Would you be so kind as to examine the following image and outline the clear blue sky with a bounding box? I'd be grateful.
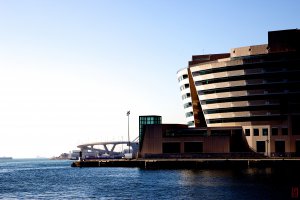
[0,0,299,158]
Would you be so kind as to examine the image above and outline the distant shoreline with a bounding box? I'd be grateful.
[0,157,12,160]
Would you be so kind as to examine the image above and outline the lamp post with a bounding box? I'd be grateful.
[127,111,130,153]
[266,139,269,157]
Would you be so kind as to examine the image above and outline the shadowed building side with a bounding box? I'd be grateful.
[139,123,256,158]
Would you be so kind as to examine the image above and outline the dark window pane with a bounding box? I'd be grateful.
[185,112,193,118]
[262,128,268,136]
[184,102,192,109]
[187,121,194,126]
[162,143,180,153]
[295,141,300,156]
[253,128,259,136]
[272,128,278,135]
[282,128,288,135]
[275,141,285,153]
[257,141,266,152]
[245,129,250,136]
[184,142,203,153]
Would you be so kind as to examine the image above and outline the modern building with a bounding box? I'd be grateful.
[177,29,300,156]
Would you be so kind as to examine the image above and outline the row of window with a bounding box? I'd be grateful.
[201,92,300,105]
[256,140,287,153]
[206,115,286,124]
[203,105,279,114]
[191,57,299,77]
[245,128,288,136]
[163,129,243,137]
[192,66,292,77]
[139,117,161,123]
[197,81,296,95]
[162,142,203,154]
[194,71,299,86]
[164,129,208,137]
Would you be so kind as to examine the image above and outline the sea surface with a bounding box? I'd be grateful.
[0,159,299,199]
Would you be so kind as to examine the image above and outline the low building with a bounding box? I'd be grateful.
[139,122,257,158]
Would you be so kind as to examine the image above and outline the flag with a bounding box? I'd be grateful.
[127,111,130,116]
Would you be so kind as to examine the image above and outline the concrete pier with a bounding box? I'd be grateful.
[71,158,300,169]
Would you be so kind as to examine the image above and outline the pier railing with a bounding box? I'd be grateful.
[270,152,300,158]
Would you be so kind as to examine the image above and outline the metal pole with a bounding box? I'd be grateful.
[266,139,269,157]
[127,111,130,153]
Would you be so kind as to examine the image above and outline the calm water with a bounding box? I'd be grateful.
[0,159,299,199]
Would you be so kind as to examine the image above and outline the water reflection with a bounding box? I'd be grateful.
[2,160,300,200]
[177,167,300,199]
[243,167,273,175]
[179,169,235,187]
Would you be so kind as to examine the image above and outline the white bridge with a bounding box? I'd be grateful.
[76,137,139,159]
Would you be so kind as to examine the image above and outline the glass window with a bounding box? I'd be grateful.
[184,142,203,153]
[185,112,193,118]
[182,93,191,100]
[282,128,288,135]
[256,141,266,152]
[262,128,268,136]
[162,143,180,153]
[187,121,194,126]
[178,74,188,82]
[275,141,285,153]
[180,85,185,91]
[245,129,250,136]
[272,128,278,136]
[253,128,259,136]
[184,102,192,109]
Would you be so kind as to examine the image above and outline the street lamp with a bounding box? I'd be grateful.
[266,139,270,157]
[127,111,130,153]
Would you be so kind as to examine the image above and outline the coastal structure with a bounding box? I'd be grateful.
[72,29,300,169]
[177,29,300,156]
[139,123,256,158]
[74,29,300,162]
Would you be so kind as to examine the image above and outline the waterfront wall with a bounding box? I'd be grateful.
[71,159,300,169]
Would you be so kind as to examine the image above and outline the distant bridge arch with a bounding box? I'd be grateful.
[77,137,139,158]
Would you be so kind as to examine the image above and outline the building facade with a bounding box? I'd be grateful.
[139,124,252,158]
[139,115,162,151]
[177,29,300,156]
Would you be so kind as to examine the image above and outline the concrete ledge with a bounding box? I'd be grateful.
[71,158,300,169]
